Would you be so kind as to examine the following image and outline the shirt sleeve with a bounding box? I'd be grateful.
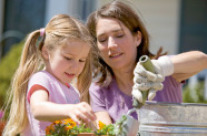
[89,83,107,112]
[27,84,49,103]
[27,72,51,103]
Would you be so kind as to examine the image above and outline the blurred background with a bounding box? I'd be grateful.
[0,0,207,116]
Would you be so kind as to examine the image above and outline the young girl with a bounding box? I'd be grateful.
[3,14,97,136]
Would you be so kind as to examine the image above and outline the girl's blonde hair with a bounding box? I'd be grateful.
[3,14,95,136]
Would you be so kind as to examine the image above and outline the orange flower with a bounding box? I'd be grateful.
[45,124,55,135]
[53,120,62,125]
[98,121,106,130]
[64,125,73,131]
[63,118,76,127]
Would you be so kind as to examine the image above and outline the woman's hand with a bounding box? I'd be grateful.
[132,56,174,103]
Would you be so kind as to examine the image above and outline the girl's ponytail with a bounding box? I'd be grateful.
[3,30,44,136]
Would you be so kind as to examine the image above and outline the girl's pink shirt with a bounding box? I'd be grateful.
[22,70,80,136]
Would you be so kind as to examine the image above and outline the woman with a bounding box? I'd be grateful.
[86,0,207,125]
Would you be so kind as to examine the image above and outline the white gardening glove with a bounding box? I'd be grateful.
[132,56,174,103]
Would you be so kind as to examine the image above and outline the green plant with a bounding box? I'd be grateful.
[45,115,130,136]
[95,121,115,136]
[0,41,24,108]
[183,81,207,103]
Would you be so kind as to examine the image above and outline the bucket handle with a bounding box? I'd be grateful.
[127,108,137,115]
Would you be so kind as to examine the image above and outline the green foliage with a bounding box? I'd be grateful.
[95,124,115,136]
[183,81,207,103]
[0,42,24,107]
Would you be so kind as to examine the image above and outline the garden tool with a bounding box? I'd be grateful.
[132,55,156,109]
[124,55,155,136]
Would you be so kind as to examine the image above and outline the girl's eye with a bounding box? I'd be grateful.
[79,59,86,63]
[64,56,72,61]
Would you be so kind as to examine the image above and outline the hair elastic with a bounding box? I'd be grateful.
[40,28,45,37]
[36,28,45,47]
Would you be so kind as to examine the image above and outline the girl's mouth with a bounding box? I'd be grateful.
[65,72,75,79]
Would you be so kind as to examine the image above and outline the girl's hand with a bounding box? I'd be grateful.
[69,102,96,125]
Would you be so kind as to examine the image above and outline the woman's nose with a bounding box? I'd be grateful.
[108,37,117,49]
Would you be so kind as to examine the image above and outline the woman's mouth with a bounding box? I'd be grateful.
[109,52,123,59]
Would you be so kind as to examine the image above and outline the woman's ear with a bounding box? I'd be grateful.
[41,46,49,60]
[135,31,142,47]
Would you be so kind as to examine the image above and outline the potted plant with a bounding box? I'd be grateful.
[45,115,128,136]
[45,118,94,136]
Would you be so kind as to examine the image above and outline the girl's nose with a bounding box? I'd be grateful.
[71,61,79,73]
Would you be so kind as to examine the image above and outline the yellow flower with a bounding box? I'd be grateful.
[98,121,106,130]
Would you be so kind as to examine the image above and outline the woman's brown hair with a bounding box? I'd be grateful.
[86,0,166,85]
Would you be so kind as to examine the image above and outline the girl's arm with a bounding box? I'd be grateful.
[172,51,207,82]
[30,90,96,124]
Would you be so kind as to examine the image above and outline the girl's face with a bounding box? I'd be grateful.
[96,18,141,72]
[43,39,90,84]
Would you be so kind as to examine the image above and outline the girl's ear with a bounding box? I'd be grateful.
[135,31,142,47]
[41,46,49,60]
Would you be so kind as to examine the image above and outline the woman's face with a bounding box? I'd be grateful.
[96,18,141,71]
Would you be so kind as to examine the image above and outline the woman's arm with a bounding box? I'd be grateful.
[94,111,112,127]
[132,51,207,102]
[172,51,207,82]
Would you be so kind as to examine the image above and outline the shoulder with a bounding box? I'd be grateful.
[89,79,118,96]
[28,71,57,90]
[89,82,102,90]
[30,71,52,81]
[89,81,114,92]
[89,82,104,95]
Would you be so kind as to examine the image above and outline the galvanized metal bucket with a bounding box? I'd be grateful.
[125,108,139,136]
[137,101,207,136]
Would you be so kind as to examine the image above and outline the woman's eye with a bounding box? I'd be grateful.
[98,39,106,43]
[116,33,124,38]
[98,37,107,43]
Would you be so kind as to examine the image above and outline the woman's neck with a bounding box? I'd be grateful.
[113,69,134,96]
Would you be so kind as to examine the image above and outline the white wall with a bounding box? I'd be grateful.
[135,0,181,54]
[98,0,181,54]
